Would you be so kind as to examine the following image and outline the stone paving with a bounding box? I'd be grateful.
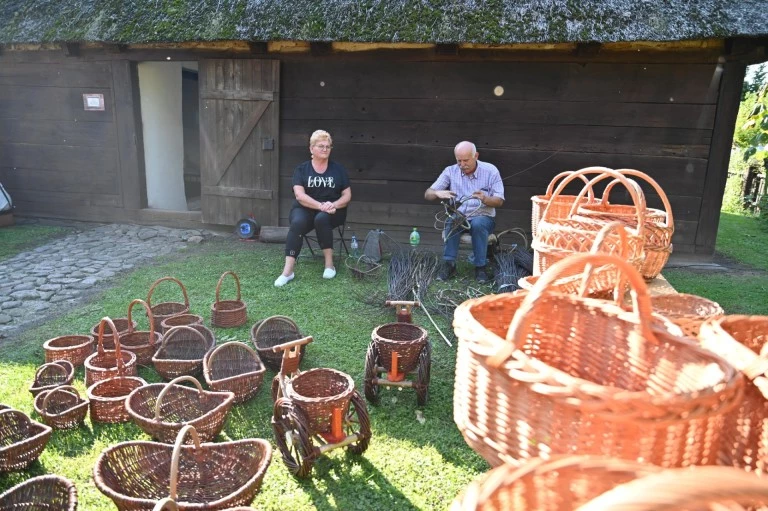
[0,222,223,336]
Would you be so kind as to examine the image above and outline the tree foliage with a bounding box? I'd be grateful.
[740,83,768,162]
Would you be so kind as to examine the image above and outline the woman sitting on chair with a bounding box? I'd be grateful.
[275,130,351,287]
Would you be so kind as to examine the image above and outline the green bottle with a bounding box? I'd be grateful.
[409,227,420,246]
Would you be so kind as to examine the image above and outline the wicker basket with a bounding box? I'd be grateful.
[698,315,768,474]
[453,253,744,468]
[372,323,429,374]
[43,334,95,366]
[94,425,271,511]
[90,317,136,351]
[147,277,191,328]
[344,255,383,280]
[288,368,355,435]
[0,407,52,472]
[651,293,725,337]
[160,314,204,335]
[33,385,89,430]
[451,455,768,511]
[29,360,75,397]
[121,299,162,365]
[126,375,235,443]
[88,375,147,424]
[251,316,306,371]
[211,271,247,328]
[152,325,215,380]
[0,474,77,510]
[204,342,266,404]
[84,317,138,387]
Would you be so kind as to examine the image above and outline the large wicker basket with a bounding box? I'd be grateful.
[203,342,266,404]
[651,293,725,337]
[43,334,94,366]
[147,277,190,328]
[530,168,607,238]
[453,253,744,468]
[126,375,235,443]
[288,368,355,435]
[0,474,77,511]
[88,375,147,424]
[29,360,75,397]
[372,323,429,374]
[33,385,89,430]
[90,317,135,351]
[120,299,162,365]
[0,407,52,472]
[211,271,247,328]
[152,325,215,380]
[94,425,271,511]
[251,316,306,371]
[84,317,138,387]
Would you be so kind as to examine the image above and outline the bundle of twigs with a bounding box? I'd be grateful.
[387,249,441,302]
[493,250,529,293]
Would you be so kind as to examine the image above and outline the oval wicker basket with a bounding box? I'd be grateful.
[43,334,95,366]
[288,368,355,435]
[126,375,235,443]
[84,317,138,387]
[0,474,77,511]
[251,316,306,371]
[147,277,191,328]
[372,323,429,374]
[152,325,214,380]
[88,375,147,424]
[160,313,204,335]
[211,271,247,328]
[33,385,88,430]
[453,253,744,469]
[120,298,162,365]
[29,360,75,397]
[94,425,271,510]
[0,407,53,472]
[89,317,135,351]
[204,342,266,404]
[651,293,725,338]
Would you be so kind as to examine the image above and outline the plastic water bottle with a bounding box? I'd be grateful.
[409,227,420,247]
[350,235,359,257]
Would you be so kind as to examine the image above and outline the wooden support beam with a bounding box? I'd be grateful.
[310,41,332,56]
[575,42,602,58]
[435,43,459,56]
[248,41,268,54]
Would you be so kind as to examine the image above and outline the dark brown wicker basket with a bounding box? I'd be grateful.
[372,323,429,374]
[43,334,95,366]
[90,317,135,351]
[84,317,138,387]
[152,325,215,380]
[0,474,77,510]
[0,407,53,471]
[88,375,147,424]
[94,425,271,511]
[147,277,191,328]
[288,368,355,435]
[125,375,235,443]
[160,314,204,335]
[211,271,247,328]
[33,385,89,430]
[29,360,75,397]
[203,342,266,404]
[250,316,305,371]
[121,299,162,366]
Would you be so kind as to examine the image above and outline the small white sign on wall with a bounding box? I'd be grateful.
[82,93,105,111]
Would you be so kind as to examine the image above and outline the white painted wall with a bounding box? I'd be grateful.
[138,62,187,211]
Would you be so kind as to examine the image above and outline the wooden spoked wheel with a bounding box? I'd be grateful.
[345,391,371,455]
[415,343,431,406]
[363,343,380,404]
[271,375,281,402]
[271,398,315,478]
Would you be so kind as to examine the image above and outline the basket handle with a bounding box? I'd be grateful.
[159,325,208,353]
[152,497,178,511]
[215,271,241,304]
[97,317,125,373]
[34,362,68,382]
[41,385,81,413]
[270,335,313,353]
[253,315,300,341]
[127,298,157,344]
[147,277,190,308]
[576,221,630,301]
[577,466,768,511]
[0,408,33,426]
[168,425,201,502]
[603,169,675,228]
[565,171,647,233]
[154,376,204,420]
[490,253,656,368]
[207,341,260,368]
[543,169,608,199]
[494,228,529,250]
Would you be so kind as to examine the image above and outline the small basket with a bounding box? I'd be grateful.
[288,368,355,435]
[120,298,162,365]
[94,425,271,511]
[147,277,191,328]
[29,360,75,397]
[90,317,135,351]
[0,407,52,472]
[84,317,138,387]
[33,385,89,430]
[530,168,605,238]
[211,271,248,328]
[251,316,306,371]
[88,375,147,424]
[152,325,215,380]
[160,313,204,335]
[43,334,95,366]
[126,375,235,443]
[0,474,77,511]
[651,293,725,337]
[372,323,429,374]
[204,342,266,404]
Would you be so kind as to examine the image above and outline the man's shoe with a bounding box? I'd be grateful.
[437,261,457,281]
[475,266,491,284]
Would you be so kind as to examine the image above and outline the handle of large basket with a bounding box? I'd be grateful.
[577,466,768,511]
[495,228,529,250]
[152,497,178,511]
[254,315,300,341]
[34,362,68,382]
[544,169,607,199]
[539,167,615,223]
[168,425,201,502]
[271,335,313,353]
[490,253,656,367]
[159,325,208,353]
[41,385,81,413]
[577,221,631,300]
[97,317,124,373]
[215,271,241,304]
[565,170,647,233]
[154,375,204,420]
[604,169,675,228]
[208,341,259,367]
[147,277,190,308]
[127,298,156,345]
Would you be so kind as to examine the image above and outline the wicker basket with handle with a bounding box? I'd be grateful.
[89,317,135,351]
[147,277,190,328]
[211,271,248,328]
[0,407,52,472]
[651,293,725,337]
[152,325,214,380]
[160,313,203,335]
[29,360,75,397]
[203,342,266,404]
[453,253,744,468]
[43,334,94,366]
[251,315,306,371]
[121,299,162,365]
[84,317,138,387]
[0,474,77,511]
[88,374,147,424]
[33,385,89,430]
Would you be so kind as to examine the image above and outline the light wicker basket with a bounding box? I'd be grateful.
[651,293,724,337]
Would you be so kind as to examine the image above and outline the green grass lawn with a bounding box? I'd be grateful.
[0,240,487,510]
[0,224,73,261]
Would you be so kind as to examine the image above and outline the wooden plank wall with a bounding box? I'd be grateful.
[279,59,720,253]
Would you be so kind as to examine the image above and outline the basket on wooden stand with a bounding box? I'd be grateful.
[152,325,214,380]
[33,385,89,430]
[251,315,306,371]
[203,342,266,404]
[29,360,75,397]
[43,334,94,366]
[147,277,190,329]
[84,317,138,387]
[0,407,52,472]
[0,474,77,511]
[211,271,247,328]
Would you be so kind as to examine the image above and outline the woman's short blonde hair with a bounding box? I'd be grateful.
[309,130,332,147]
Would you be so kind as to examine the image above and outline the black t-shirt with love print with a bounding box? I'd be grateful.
[291,160,351,206]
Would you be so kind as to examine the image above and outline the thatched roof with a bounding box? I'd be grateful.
[1,0,767,45]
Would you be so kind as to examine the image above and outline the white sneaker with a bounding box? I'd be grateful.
[274,273,294,287]
[323,267,336,279]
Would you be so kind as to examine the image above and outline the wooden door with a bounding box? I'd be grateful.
[199,59,279,226]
